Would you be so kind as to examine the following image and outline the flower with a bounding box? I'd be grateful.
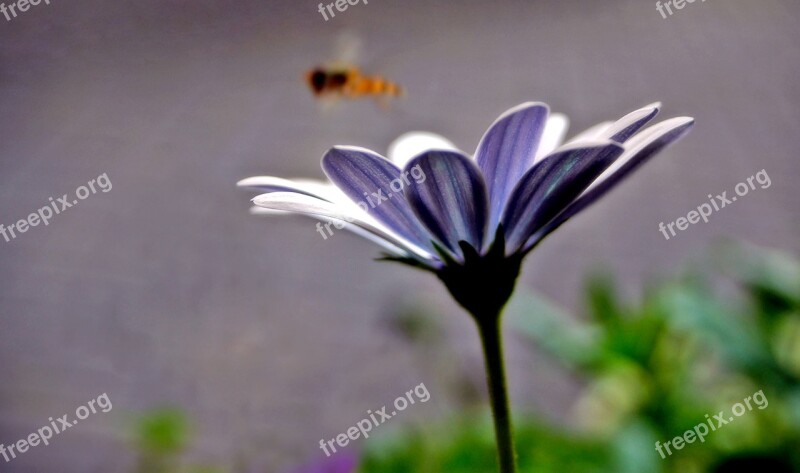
[240,101,694,473]
[239,102,693,316]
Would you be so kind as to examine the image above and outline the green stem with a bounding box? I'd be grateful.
[476,315,517,473]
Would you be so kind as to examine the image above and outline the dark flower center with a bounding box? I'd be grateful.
[435,228,523,321]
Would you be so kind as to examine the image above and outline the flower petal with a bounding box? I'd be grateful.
[249,206,291,216]
[475,102,550,229]
[321,146,436,252]
[589,116,695,193]
[501,142,625,254]
[237,176,338,202]
[523,117,695,252]
[561,103,661,148]
[405,150,489,257]
[598,102,661,143]
[387,131,458,169]
[238,176,380,224]
[252,192,437,265]
[534,113,570,162]
[249,205,411,256]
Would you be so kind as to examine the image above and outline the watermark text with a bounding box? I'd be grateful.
[319,383,430,457]
[1,172,112,243]
[1,393,112,463]
[659,169,770,240]
[655,389,768,459]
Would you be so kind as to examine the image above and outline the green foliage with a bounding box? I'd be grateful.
[135,409,189,457]
[360,243,800,472]
[359,417,609,473]
[129,408,224,473]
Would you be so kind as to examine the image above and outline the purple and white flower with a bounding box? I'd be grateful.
[239,102,693,273]
[240,101,694,472]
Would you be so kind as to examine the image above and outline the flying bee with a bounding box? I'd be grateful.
[305,32,404,107]
[305,65,404,103]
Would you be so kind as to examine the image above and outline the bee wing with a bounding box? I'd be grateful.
[332,30,364,66]
[329,30,399,79]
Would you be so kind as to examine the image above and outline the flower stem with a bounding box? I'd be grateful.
[476,314,517,473]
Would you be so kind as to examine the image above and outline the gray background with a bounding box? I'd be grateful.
[0,0,798,471]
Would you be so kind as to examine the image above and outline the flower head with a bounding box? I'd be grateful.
[240,102,693,316]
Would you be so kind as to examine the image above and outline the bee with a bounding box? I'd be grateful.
[305,65,404,103]
[305,32,404,107]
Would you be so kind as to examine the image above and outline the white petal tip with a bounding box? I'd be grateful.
[665,116,696,127]
[237,175,292,189]
[252,194,270,205]
[249,206,288,216]
[387,131,458,167]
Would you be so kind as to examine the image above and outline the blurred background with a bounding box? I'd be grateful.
[0,0,798,471]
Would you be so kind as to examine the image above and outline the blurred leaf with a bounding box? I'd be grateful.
[134,408,190,456]
[610,421,663,473]
[773,313,800,379]
[714,242,800,310]
[506,292,602,369]
[585,270,624,326]
[360,416,612,473]
[657,281,774,377]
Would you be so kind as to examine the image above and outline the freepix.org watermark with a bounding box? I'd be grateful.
[319,382,430,457]
[316,164,426,240]
[0,393,112,464]
[1,172,112,243]
[317,0,368,22]
[656,0,708,19]
[658,169,770,241]
[1,0,52,23]
[655,389,768,459]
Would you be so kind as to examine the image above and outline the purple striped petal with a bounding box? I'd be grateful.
[475,103,550,229]
[501,142,625,254]
[601,102,661,143]
[322,146,435,252]
[405,150,489,257]
[524,117,695,252]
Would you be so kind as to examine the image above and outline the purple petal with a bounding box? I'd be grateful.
[322,146,435,252]
[405,150,489,256]
[524,117,695,252]
[601,102,661,143]
[475,103,550,229]
[501,142,625,254]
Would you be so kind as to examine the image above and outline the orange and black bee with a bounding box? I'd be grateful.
[305,65,404,103]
